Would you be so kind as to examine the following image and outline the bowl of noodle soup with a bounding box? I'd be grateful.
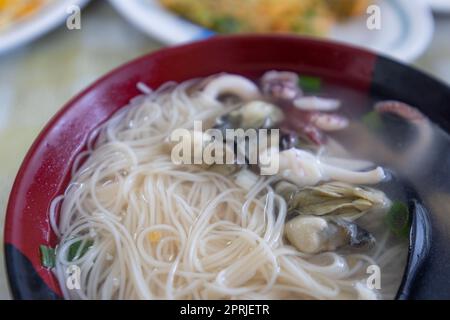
[6,35,450,300]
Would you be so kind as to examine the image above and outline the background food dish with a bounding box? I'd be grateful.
[0,0,51,30]
[109,0,434,62]
[0,0,90,55]
[159,0,370,35]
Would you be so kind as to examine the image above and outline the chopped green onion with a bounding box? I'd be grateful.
[68,240,94,262]
[305,8,317,19]
[362,111,383,132]
[298,76,321,92]
[385,201,411,238]
[212,16,241,33]
[39,245,56,269]
[40,240,94,268]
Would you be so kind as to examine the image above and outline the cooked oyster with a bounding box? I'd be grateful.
[276,181,389,219]
[285,215,375,254]
[215,100,284,131]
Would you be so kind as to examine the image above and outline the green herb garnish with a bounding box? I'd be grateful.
[299,76,321,92]
[212,16,241,33]
[40,245,56,269]
[362,111,383,132]
[39,240,94,268]
[305,8,317,19]
[385,201,411,238]
[68,240,94,262]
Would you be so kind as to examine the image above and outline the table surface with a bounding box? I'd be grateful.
[0,1,449,299]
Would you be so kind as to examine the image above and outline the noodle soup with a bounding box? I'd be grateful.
[45,71,425,300]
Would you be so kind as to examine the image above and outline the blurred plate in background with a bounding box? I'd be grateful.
[109,0,434,62]
[0,0,91,55]
[330,0,434,62]
[428,0,450,13]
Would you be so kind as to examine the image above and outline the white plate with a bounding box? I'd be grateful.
[109,0,434,62]
[0,0,91,55]
[330,0,434,62]
[428,0,450,13]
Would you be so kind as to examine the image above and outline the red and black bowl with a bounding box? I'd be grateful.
[4,35,450,300]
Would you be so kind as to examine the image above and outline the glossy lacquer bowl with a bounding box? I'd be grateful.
[5,35,450,300]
